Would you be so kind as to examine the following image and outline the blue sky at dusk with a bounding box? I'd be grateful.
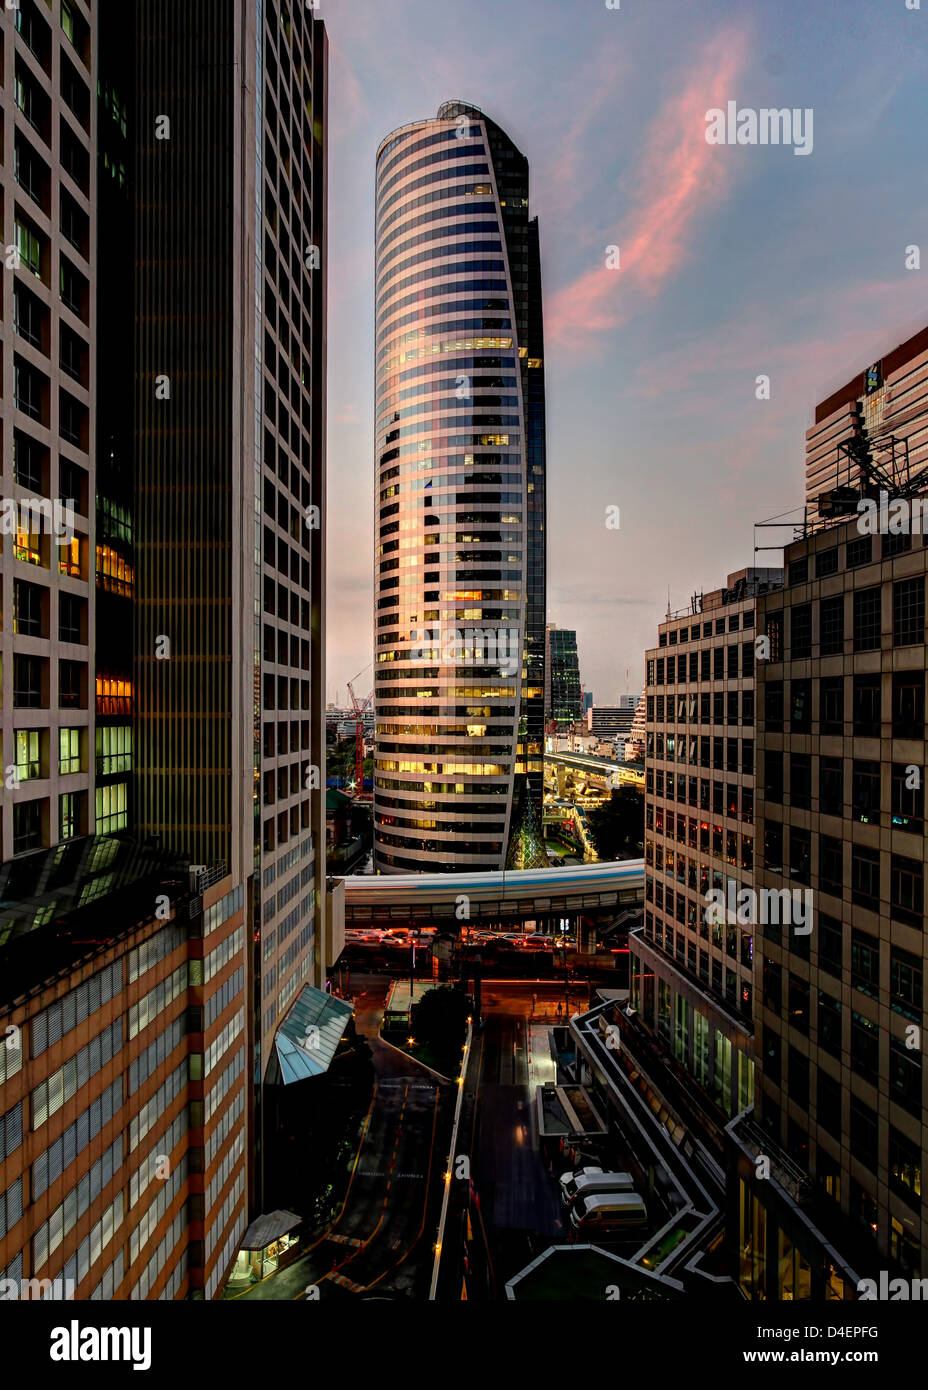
[323,0,928,706]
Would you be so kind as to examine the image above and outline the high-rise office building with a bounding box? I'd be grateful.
[373,101,547,873]
[731,336,928,1294]
[630,569,781,1122]
[0,0,329,1300]
[545,625,581,730]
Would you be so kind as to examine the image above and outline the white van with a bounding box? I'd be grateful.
[569,1191,648,1233]
[560,1171,636,1208]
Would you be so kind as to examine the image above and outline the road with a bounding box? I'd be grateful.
[231,975,453,1301]
[436,983,570,1300]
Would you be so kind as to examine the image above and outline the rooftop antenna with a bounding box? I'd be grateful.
[665,586,671,620]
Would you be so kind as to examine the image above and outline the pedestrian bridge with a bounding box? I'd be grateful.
[342,859,644,925]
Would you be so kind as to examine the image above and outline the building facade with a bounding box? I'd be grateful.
[0,0,329,1301]
[630,569,781,1121]
[545,625,581,730]
[372,101,547,873]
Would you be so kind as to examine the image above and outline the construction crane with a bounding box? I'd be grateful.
[346,666,373,796]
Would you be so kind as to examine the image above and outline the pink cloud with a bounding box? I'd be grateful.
[546,26,751,353]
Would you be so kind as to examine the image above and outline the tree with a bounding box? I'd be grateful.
[588,787,644,861]
[409,985,470,1059]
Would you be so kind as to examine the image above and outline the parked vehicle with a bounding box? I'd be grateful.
[569,1192,648,1233]
[560,1171,637,1208]
[558,1166,603,1198]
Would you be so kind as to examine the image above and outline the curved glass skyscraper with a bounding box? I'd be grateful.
[373,102,547,873]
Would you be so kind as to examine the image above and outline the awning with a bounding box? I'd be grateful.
[238,1209,302,1251]
[273,984,353,1084]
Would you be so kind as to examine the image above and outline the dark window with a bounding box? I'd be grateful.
[788,974,810,1034]
[889,1129,922,1208]
[13,655,43,707]
[894,576,925,647]
[816,548,838,578]
[851,760,881,825]
[59,593,83,644]
[763,959,782,1013]
[13,800,43,855]
[853,587,882,652]
[819,758,843,817]
[790,679,811,732]
[817,1070,841,1137]
[762,1026,781,1084]
[818,837,844,897]
[788,557,808,587]
[819,595,844,656]
[790,753,812,809]
[790,603,812,658]
[890,946,922,1021]
[846,535,873,569]
[852,846,880,911]
[765,681,784,732]
[819,915,843,978]
[820,677,844,734]
[891,763,924,834]
[817,991,842,1058]
[890,1036,922,1119]
[13,580,43,638]
[853,675,881,736]
[788,1046,809,1108]
[891,854,923,928]
[850,1095,877,1173]
[892,672,923,739]
[850,1011,879,1084]
[851,929,880,997]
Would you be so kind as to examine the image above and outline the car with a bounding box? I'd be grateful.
[561,1171,637,1208]
[558,1165,603,1196]
[569,1192,648,1232]
[520,938,549,951]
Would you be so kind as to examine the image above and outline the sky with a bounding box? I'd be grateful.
[322,0,928,708]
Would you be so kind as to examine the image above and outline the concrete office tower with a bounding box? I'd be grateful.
[545,625,582,730]
[732,467,928,1295]
[806,326,928,520]
[131,0,329,1232]
[373,102,547,873]
[630,568,781,1123]
[0,0,330,1300]
[2,0,97,859]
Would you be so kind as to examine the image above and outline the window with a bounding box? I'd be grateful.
[14,216,43,278]
[851,847,880,910]
[96,726,132,776]
[13,580,43,637]
[850,1012,879,1084]
[59,792,80,841]
[765,681,784,732]
[851,929,880,997]
[890,1036,922,1118]
[891,763,924,833]
[59,660,84,709]
[890,947,922,1022]
[853,675,881,736]
[786,683,810,739]
[790,754,812,809]
[892,672,923,739]
[14,357,46,422]
[13,655,44,708]
[853,588,881,652]
[819,916,843,978]
[59,728,81,775]
[765,751,783,803]
[846,535,872,569]
[788,975,810,1034]
[762,959,782,1013]
[820,677,844,734]
[891,855,923,928]
[13,283,46,350]
[819,758,843,817]
[59,592,83,644]
[851,760,880,825]
[819,595,844,655]
[789,826,811,884]
[817,992,842,1058]
[816,549,838,578]
[59,536,81,578]
[817,1071,841,1138]
[893,577,924,648]
[788,557,808,587]
[95,783,128,834]
[61,1,75,43]
[15,730,41,782]
[13,800,43,855]
[889,1129,921,1208]
[790,604,812,659]
[819,837,843,896]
